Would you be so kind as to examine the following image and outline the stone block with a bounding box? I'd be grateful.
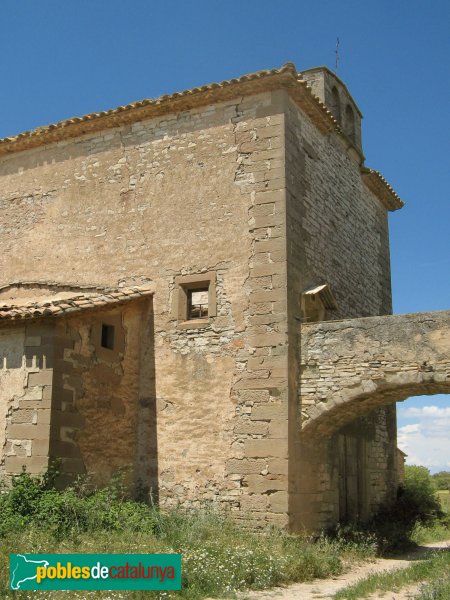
[10,409,35,424]
[28,370,53,387]
[32,439,50,456]
[250,404,288,420]
[245,439,288,459]
[226,459,266,475]
[254,189,285,205]
[234,377,286,390]
[250,213,285,230]
[21,386,43,401]
[235,389,270,404]
[5,456,49,475]
[234,421,269,435]
[37,409,52,425]
[268,419,288,438]
[254,238,285,254]
[250,264,285,277]
[247,333,286,347]
[268,459,288,475]
[6,423,49,440]
[240,493,269,512]
[244,474,287,494]
[268,491,288,513]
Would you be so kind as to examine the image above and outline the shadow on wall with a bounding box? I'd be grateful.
[137,305,159,504]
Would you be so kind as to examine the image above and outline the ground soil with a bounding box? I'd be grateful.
[234,539,450,600]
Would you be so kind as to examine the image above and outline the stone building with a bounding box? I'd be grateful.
[0,63,449,531]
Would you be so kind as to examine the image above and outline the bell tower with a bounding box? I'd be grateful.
[301,66,363,159]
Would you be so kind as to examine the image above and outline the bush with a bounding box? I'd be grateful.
[329,466,448,554]
[0,469,157,538]
[400,465,442,523]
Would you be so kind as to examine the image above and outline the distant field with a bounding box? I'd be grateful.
[436,490,450,512]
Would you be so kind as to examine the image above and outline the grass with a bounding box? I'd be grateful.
[0,483,377,600]
[436,490,450,513]
[411,490,450,544]
[1,468,449,599]
[333,548,450,600]
[416,570,450,599]
[411,519,450,544]
[0,521,376,599]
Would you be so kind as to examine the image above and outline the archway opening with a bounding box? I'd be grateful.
[397,393,450,477]
[296,387,450,531]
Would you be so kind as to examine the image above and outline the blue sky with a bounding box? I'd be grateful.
[1,1,449,470]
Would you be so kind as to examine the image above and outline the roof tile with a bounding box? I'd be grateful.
[0,284,153,323]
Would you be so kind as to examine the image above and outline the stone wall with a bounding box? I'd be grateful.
[283,93,395,530]
[49,301,153,490]
[0,90,292,525]
[0,73,428,531]
[0,301,153,491]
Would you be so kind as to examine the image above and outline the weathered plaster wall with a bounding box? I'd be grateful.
[0,91,291,525]
[0,327,28,468]
[0,323,52,476]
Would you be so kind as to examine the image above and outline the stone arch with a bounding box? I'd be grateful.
[299,310,450,436]
[303,372,450,438]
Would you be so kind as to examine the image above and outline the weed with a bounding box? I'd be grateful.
[334,549,450,599]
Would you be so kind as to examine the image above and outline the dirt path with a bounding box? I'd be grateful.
[233,539,450,600]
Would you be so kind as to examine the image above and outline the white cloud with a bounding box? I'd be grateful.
[399,405,450,419]
[397,415,450,472]
[399,423,421,434]
[398,405,450,442]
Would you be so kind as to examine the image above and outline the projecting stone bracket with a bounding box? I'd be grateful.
[299,310,450,436]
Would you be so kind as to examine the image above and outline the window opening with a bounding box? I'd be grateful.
[331,86,341,122]
[345,104,355,143]
[101,324,115,349]
[187,288,209,320]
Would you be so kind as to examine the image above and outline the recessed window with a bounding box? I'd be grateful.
[345,104,355,143]
[101,324,115,349]
[331,86,341,123]
[187,288,209,320]
[171,271,217,327]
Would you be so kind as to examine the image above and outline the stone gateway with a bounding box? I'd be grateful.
[0,63,448,531]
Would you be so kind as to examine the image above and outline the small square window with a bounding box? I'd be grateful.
[187,288,209,320]
[101,324,115,349]
[172,271,217,327]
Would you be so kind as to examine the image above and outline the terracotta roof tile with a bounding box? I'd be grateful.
[361,168,404,211]
[0,283,153,323]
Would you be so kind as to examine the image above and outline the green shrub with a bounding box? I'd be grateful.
[400,465,442,522]
[328,466,448,554]
[0,469,157,538]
